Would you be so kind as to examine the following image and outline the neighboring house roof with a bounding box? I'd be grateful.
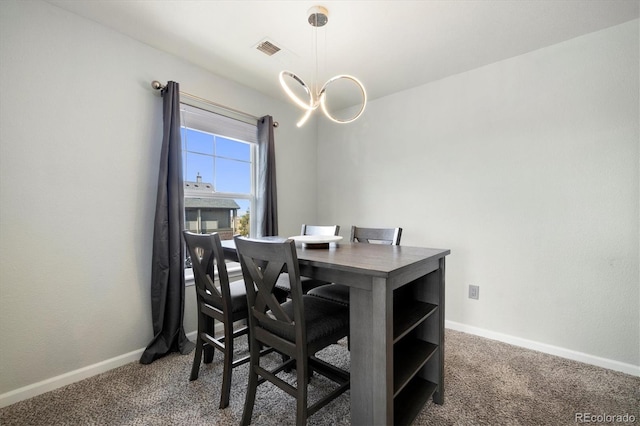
[184,179,214,192]
[184,176,240,209]
[185,198,240,209]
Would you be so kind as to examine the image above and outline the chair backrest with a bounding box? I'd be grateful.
[350,226,402,245]
[183,231,232,312]
[301,224,340,236]
[234,237,306,350]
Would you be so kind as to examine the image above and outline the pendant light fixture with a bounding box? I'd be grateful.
[279,5,367,127]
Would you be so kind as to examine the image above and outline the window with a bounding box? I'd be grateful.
[180,103,258,276]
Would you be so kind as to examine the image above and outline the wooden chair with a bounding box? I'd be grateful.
[184,231,270,409]
[274,224,340,296]
[235,236,350,425]
[300,224,340,236]
[350,225,402,245]
[307,226,403,306]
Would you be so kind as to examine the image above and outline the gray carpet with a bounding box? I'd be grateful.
[1,330,638,425]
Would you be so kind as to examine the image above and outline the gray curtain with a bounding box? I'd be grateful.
[140,81,194,364]
[256,115,278,237]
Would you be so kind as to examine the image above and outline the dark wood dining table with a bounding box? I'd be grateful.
[222,237,450,425]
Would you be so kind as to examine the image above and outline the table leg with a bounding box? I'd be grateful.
[417,257,446,405]
[433,258,445,404]
[349,278,393,426]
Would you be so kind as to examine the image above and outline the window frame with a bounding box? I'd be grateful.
[179,101,259,285]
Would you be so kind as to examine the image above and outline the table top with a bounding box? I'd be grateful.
[222,238,450,278]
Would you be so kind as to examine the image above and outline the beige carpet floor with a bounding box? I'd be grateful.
[1,329,638,425]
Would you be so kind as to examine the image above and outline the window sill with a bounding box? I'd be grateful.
[185,262,242,287]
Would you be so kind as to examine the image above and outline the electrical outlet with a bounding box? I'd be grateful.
[469,285,479,300]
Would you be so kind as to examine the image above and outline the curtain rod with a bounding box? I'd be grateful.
[151,81,278,127]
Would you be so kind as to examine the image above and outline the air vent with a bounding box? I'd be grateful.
[256,40,281,56]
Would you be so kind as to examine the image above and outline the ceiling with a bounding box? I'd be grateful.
[46,0,638,110]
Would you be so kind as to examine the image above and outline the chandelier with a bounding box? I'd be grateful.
[279,6,367,127]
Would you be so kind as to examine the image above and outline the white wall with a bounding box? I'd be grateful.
[0,0,317,398]
[318,20,639,369]
[1,0,637,407]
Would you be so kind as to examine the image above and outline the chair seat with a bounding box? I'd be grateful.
[206,280,248,314]
[308,284,350,306]
[260,295,349,350]
[275,273,330,294]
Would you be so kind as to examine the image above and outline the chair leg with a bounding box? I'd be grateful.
[296,357,309,425]
[219,322,233,409]
[204,317,215,363]
[241,344,259,425]
[189,335,203,381]
[284,356,313,381]
[283,354,292,372]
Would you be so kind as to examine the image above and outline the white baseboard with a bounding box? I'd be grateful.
[0,330,205,409]
[445,320,640,377]
[4,323,637,409]
[0,347,145,408]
